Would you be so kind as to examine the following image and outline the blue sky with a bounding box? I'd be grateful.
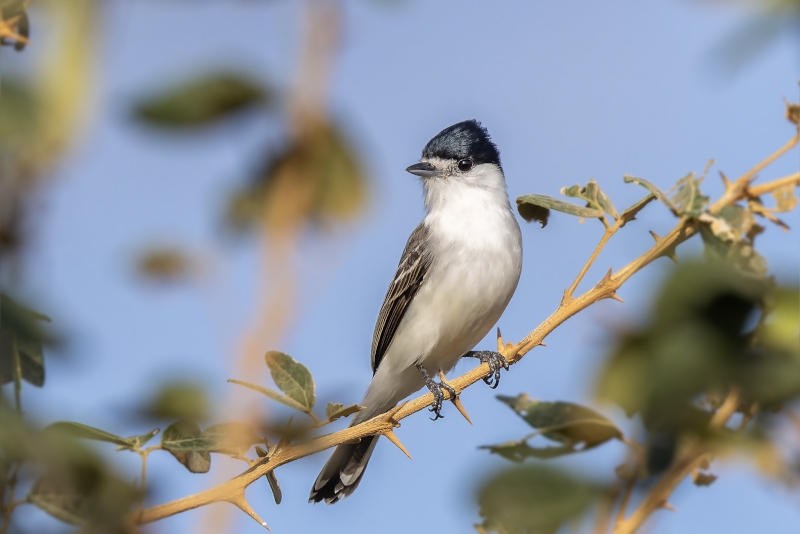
[7,1,800,533]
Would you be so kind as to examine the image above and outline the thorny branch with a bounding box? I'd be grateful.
[133,129,799,530]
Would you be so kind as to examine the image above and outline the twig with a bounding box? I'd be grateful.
[132,138,798,526]
[613,388,742,534]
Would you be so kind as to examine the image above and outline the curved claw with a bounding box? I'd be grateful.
[467,351,509,389]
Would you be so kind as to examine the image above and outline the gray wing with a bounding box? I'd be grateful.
[370,223,433,374]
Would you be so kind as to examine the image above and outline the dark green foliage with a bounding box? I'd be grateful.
[477,466,601,534]
[144,381,210,421]
[161,420,211,473]
[481,395,622,462]
[597,262,800,438]
[0,294,51,388]
[134,73,269,128]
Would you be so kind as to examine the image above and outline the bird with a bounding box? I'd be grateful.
[309,119,523,504]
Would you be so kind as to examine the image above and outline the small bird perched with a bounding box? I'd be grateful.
[309,120,523,504]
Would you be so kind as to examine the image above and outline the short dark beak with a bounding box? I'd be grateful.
[405,162,439,177]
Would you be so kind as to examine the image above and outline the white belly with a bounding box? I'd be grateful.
[359,198,522,417]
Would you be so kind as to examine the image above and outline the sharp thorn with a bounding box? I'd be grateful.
[649,230,662,243]
[719,171,733,190]
[228,492,270,530]
[496,327,503,352]
[384,430,413,459]
[668,252,679,264]
[662,502,678,513]
[451,396,473,425]
[602,267,613,284]
[609,292,625,303]
[538,341,547,347]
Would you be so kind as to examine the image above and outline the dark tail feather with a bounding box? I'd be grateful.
[309,435,378,504]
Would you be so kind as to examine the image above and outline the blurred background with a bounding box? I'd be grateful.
[1,0,799,533]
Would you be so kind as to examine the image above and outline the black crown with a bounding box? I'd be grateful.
[421,120,500,167]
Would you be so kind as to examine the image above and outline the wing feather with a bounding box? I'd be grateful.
[370,223,433,374]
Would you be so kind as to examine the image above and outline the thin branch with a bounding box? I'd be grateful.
[613,387,742,534]
[133,139,799,527]
[0,464,21,534]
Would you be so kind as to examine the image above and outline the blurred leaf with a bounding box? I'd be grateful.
[496,394,622,448]
[760,288,800,355]
[477,465,601,534]
[325,402,364,421]
[264,351,315,411]
[619,194,656,226]
[699,213,768,276]
[561,179,619,219]
[136,247,196,282]
[693,471,718,486]
[479,441,580,462]
[227,378,309,413]
[134,73,269,128]
[516,200,550,227]
[161,420,211,473]
[0,77,39,144]
[45,422,132,447]
[225,121,367,233]
[671,172,709,216]
[28,471,138,530]
[145,382,209,421]
[624,175,676,212]
[202,422,261,456]
[772,183,798,212]
[516,194,603,222]
[0,293,51,387]
[596,263,800,436]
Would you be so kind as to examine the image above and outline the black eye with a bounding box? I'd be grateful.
[457,159,473,172]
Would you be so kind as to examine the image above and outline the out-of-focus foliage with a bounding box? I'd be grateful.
[0,293,51,388]
[134,73,270,128]
[226,120,368,234]
[144,381,210,421]
[597,263,800,428]
[704,0,800,73]
[477,465,601,534]
[135,246,198,283]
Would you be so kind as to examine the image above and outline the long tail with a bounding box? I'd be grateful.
[308,435,379,504]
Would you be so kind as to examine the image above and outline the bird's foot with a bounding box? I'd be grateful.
[464,351,509,389]
[415,364,456,421]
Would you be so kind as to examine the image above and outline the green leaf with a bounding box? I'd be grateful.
[619,194,656,226]
[136,247,195,282]
[479,441,580,462]
[671,172,709,216]
[161,421,211,473]
[325,402,365,421]
[225,121,368,233]
[496,395,622,449]
[698,215,768,276]
[516,194,604,222]
[145,381,209,421]
[227,379,309,413]
[201,422,260,456]
[477,465,601,534]
[134,73,269,128]
[0,293,51,388]
[122,428,160,450]
[623,175,677,213]
[28,471,138,530]
[264,351,316,412]
[772,183,798,212]
[561,179,619,219]
[45,422,132,447]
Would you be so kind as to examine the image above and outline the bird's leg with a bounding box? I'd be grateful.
[415,364,455,421]
[463,351,509,389]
